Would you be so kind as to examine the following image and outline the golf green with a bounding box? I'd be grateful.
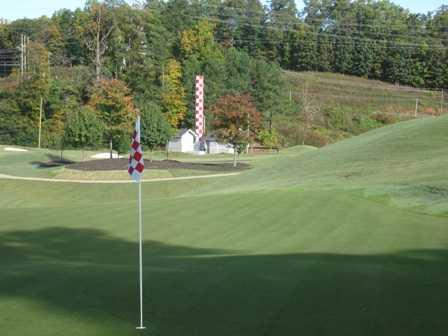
[0,115,447,335]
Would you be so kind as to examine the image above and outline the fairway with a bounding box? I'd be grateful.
[1,116,448,335]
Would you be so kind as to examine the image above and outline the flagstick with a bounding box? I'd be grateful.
[136,179,146,330]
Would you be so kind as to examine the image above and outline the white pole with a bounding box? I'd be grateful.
[137,180,145,330]
[20,34,24,79]
[24,36,27,78]
[38,97,43,149]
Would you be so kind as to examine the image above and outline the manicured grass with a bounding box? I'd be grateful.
[1,115,447,335]
[0,146,240,181]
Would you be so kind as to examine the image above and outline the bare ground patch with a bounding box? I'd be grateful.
[67,159,250,172]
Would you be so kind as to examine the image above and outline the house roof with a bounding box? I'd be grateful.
[171,129,196,140]
[206,136,219,142]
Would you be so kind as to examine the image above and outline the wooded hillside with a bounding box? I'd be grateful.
[0,0,446,149]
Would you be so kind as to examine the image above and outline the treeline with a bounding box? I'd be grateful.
[0,0,447,149]
[2,0,447,88]
[0,1,290,150]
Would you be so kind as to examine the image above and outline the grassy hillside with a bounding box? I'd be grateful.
[277,71,446,146]
[241,114,448,215]
[0,115,447,335]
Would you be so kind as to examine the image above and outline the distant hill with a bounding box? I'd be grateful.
[275,71,446,147]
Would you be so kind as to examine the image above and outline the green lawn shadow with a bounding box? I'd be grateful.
[1,227,447,336]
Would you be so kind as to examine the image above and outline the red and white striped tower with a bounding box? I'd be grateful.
[195,75,205,143]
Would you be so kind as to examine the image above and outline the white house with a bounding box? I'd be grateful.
[166,129,234,154]
[166,129,197,153]
[206,137,234,154]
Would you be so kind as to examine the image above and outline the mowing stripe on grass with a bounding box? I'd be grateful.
[0,172,241,184]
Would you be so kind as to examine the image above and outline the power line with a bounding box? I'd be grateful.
[175,2,448,30]
[189,15,448,50]
[4,5,448,43]
[191,6,448,43]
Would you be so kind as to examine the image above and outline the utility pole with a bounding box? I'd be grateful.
[38,97,43,149]
[302,83,308,145]
[289,88,292,104]
[24,36,28,79]
[246,111,250,154]
[414,98,419,118]
[20,34,24,79]
[96,6,102,81]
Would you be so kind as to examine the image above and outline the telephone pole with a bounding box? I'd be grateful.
[246,111,251,154]
[20,34,24,79]
[24,36,28,79]
[38,97,43,149]
[302,83,308,145]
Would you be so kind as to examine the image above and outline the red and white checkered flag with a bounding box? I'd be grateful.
[128,116,144,182]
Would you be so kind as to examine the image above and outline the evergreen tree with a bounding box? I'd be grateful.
[64,106,105,153]
[138,100,173,154]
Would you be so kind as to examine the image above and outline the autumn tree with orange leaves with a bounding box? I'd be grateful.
[88,79,137,158]
[211,94,262,167]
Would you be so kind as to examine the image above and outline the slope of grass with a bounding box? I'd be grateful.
[286,71,444,117]
[278,71,446,146]
[218,115,448,215]
[0,116,447,335]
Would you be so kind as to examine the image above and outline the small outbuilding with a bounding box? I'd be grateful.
[166,129,234,154]
[206,137,234,154]
[166,129,197,153]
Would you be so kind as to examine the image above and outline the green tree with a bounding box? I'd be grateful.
[266,0,299,66]
[138,100,173,160]
[0,93,35,145]
[224,48,251,94]
[88,79,137,158]
[39,21,66,65]
[180,20,220,61]
[215,0,264,57]
[63,106,104,160]
[42,108,66,157]
[53,9,86,65]
[290,25,317,71]
[249,59,287,130]
[161,59,187,128]
[123,7,172,97]
[258,128,279,148]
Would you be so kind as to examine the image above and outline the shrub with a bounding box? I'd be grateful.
[352,114,381,134]
[258,129,280,148]
[370,113,397,125]
[305,128,332,147]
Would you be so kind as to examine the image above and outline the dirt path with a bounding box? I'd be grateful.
[0,172,241,184]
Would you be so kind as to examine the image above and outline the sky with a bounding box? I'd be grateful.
[0,0,446,21]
